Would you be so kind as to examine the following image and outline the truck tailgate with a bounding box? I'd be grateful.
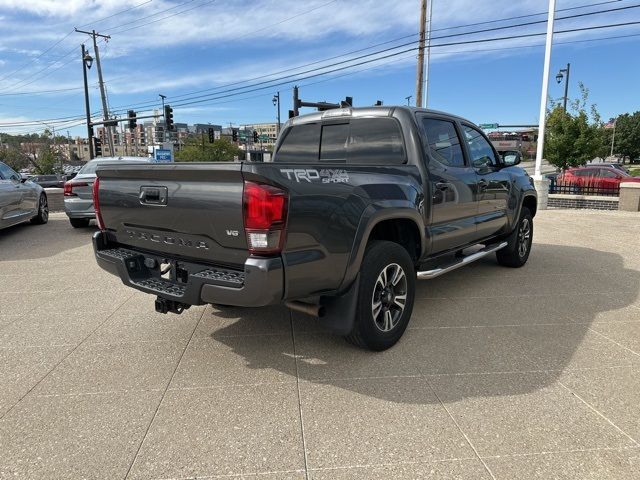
[96,163,249,266]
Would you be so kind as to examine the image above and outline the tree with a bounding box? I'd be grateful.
[544,83,604,169]
[613,112,640,163]
[33,146,57,174]
[0,147,28,171]
[175,136,242,162]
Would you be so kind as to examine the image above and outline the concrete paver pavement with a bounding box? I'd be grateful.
[0,210,639,479]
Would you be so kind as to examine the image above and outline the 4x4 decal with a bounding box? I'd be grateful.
[280,168,349,184]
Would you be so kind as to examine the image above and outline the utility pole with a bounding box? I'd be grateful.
[533,0,556,210]
[75,29,113,157]
[405,95,412,106]
[415,0,427,107]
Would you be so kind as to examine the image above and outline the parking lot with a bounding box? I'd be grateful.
[1,210,639,479]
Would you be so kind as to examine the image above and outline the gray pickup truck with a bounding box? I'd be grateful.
[92,106,537,350]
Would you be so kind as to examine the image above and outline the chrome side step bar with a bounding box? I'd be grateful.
[417,242,508,280]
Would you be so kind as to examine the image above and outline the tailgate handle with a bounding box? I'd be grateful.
[139,186,168,206]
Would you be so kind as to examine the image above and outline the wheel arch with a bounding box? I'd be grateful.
[338,205,425,292]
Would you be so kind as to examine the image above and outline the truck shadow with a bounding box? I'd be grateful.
[209,243,640,403]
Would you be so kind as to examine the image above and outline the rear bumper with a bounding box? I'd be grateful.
[64,197,95,219]
[92,231,283,307]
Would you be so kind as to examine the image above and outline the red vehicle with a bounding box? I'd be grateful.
[557,166,640,193]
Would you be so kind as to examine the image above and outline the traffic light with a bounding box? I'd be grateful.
[208,127,215,143]
[232,129,238,142]
[94,137,102,157]
[128,110,137,130]
[164,105,174,130]
[253,130,258,143]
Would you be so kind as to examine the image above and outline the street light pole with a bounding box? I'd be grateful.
[556,63,571,111]
[81,44,94,159]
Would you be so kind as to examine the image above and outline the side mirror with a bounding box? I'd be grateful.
[20,177,28,183]
[502,152,522,167]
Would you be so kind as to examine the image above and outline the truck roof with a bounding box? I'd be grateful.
[285,105,474,128]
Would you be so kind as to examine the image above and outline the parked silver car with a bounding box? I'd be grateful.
[0,161,48,230]
[64,157,151,228]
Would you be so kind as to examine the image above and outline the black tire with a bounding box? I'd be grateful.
[70,218,91,228]
[496,207,533,268]
[345,240,416,351]
[30,193,48,225]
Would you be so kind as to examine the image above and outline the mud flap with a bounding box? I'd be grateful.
[319,275,360,336]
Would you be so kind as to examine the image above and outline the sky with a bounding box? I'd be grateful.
[0,0,639,138]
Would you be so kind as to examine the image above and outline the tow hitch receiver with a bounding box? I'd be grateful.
[155,297,190,315]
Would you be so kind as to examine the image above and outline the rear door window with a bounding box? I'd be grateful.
[348,118,405,164]
[422,118,466,167]
[275,123,320,163]
[276,118,405,164]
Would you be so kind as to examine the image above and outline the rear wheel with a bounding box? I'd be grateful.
[496,207,533,268]
[30,194,48,225]
[70,218,91,228]
[345,240,415,351]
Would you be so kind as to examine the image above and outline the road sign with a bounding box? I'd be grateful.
[154,148,173,163]
[214,130,221,140]
[479,123,499,129]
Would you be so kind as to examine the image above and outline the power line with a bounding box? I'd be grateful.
[0,84,100,97]
[77,0,154,30]
[0,1,154,86]
[232,0,340,40]
[164,19,640,110]
[104,1,640,114]
[105,0,208,35]
[91,0,624,113]
[3,12,639,127]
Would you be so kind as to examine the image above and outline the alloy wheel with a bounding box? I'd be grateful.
[371,263,408,332]
[518,217,531,258]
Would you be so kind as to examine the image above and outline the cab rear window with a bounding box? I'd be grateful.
[275,118,405,164]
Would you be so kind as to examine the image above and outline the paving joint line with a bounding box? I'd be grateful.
[557,381,640,447]
[123,305,207,480]
[479,444,640,460]
[290,309,310,480]
[0,291,135,421]
[148,468,307,479]
[422,376,497,480]
[587,326,640,357]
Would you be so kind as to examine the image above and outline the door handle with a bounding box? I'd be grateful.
[435,182,450,190]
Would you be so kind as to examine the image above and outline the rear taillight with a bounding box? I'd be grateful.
[243,181,288,255]
[92,177,105,231]
[63,181,88,196]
